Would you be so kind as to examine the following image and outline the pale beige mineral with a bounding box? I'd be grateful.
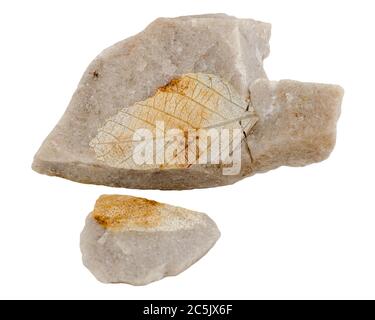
[32,14,344,190]
[247,79,343,174]
[32,14,271,189]
[80,195,220,285]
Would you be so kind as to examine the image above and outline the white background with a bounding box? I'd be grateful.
[0,0,374,300]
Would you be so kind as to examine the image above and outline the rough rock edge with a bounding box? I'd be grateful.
[80,196,221,285]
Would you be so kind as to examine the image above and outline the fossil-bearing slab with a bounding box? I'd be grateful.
[80,195,220,285]
[32,14,343,189]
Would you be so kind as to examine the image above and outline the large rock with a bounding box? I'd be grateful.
[32,14,344,190]
[80,195,220,285]
[32,14,271,189]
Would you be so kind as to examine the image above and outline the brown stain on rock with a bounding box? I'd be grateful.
[157,76,214,130]
[93,195,162,230]
[90,70,100,80]
[158,77,190,95]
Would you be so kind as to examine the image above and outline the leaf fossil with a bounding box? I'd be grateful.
[89,73,258,170]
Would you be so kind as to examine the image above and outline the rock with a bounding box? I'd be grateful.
[32,14,344,190]
[80,195,221,285]
[247,79,344,174]
[32,14,271,189]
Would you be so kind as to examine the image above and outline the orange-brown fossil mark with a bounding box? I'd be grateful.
[158,76,213,125]
[93,195,162,230]
[158,77,190,95]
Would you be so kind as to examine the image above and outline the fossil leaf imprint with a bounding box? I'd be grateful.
[89,73,258,170]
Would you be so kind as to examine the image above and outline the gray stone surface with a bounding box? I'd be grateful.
[247,79,344,174]
[32,14,344,190]
[32,14,271,189]
[80,195,220,285]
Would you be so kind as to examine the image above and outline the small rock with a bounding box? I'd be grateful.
[80,195,221,285]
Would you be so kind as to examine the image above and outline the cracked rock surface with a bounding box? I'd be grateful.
[80,195,220,285]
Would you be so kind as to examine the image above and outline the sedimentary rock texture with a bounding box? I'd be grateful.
[80,195,220,285]
[32,14,344,189]
[247,79,343,173]
[32,14,271,189]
